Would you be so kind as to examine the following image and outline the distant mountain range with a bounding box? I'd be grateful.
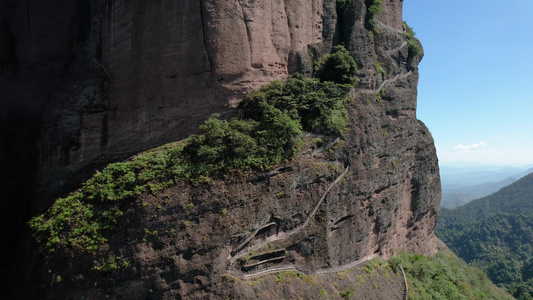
[440,165,533,208]
[437,171,533,299]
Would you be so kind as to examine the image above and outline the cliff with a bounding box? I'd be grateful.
[36,0,339,201]
[1,0,441,298]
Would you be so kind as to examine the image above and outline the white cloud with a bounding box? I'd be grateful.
[437,142,533,166]
[453,141,486,150]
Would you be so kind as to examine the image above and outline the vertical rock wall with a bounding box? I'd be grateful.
[1,0,441,297]
[36,0,337,202]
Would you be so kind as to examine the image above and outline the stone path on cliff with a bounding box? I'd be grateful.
[386,41,408,56]
[226,67,413,279]
[225,23,415,285]
[227,165,350,277]
[358,69,413,95]
[377,20,405,35]
[374,71,413,94]
[399,264,409,300]
[227,258,409,300]
[227,255,374,280]
[363,20,414,96]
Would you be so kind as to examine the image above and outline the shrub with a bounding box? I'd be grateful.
[408,42,422,61]
[364,0,382,32]
[240,73,352,135]
[336,0,352,14]
[182,115,261,173]
[403,21,422,64]
[375,61,386,76]
[255,104,303,163]
[183,108,302,173]
[92,255,129,273]
[314,45,357,85]
[340,288,354,298]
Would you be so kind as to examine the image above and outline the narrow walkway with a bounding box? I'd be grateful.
[376,20,405,34]
[227,18,414,287]
[227,255,375,280]
[399,264,409,300]
[228,166,350,277]
[357,70,413,95]
[385,41,408,56]
[375,71,412,94]
[234,222,277,253]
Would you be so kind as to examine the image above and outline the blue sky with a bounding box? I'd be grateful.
[403,0,533,167]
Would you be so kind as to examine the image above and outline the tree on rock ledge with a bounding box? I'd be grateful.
[314,45,357,85]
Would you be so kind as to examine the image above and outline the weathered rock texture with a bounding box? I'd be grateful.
[1,0,442,298]
[37,0,338,202]
[0,0,336,291]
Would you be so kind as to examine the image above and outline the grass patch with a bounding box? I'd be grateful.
[375,61,386,76]
[92,255,129,273]
[363,263,375,275]
[375,86,386,102]
[318,289,329,298]
[339,287,354,298]
[357,274,366,284]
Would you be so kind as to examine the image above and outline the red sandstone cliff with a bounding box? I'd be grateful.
[1,0,441,298]
[36,0,340,201]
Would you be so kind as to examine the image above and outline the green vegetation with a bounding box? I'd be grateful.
[364,0,382,32]
[28,144,184,253]
[314,45,357,86]
[272,271,310,284]
[240,72,353,135]
[508,281,533,300]
[336,0,352,13]
[436,173,533,299]
[183,112,301,174]
[403,21,422,63]
[375,86,386,102]
[438,213,533,297]
[363,263,375,275]
[318,289,329,298]
[92,255,129,273]
[339,287,354,298]
[438,173,533,229]
[388,252,510,300]
[274,272,283,283]
[375,61,386,76]
[29,47,356,255]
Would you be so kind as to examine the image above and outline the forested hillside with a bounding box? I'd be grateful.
[438,173,533,229]
[389,252,511,299]
[440,166,533,209]
[437,173,533,299]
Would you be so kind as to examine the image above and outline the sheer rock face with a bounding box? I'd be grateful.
[377,0,405,32]
[35,0,337,202]
[2,0,441,298]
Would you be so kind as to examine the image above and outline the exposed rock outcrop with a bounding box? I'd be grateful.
[0,1,337,291]
[1,0,441,298]
[37,0,338,202]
